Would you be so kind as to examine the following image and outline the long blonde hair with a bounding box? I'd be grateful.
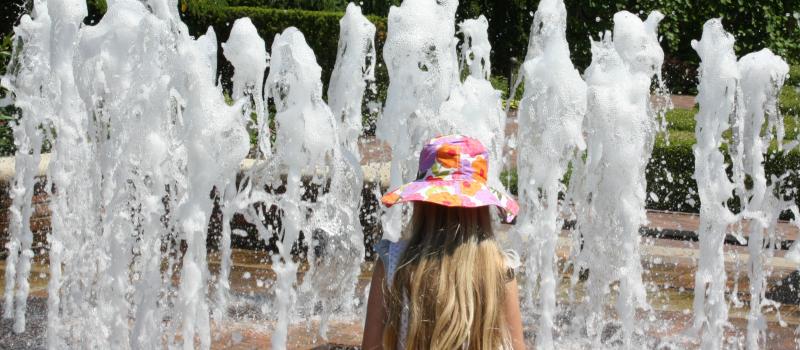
[383,202,511,350]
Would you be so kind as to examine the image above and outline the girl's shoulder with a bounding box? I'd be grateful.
[375,239,409,259]
[375,239,410,283]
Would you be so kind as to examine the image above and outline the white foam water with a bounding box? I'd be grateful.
[2,0,799,349]
[691,19,741,350]
[735,49,789,349]
[261,8,373,344]
[1,0,373,348]
[1,0,51,335]
[2,0,251,348]
[298,3,374,340]
[265,26,339,348]
[458,15,491,80]
[568,9,667,348]
[328,3,376,158]
[512,0,586,348]
[442,15,506,190]
[223,17,269,159]
[218,16,269,325]
[377,0,459,242]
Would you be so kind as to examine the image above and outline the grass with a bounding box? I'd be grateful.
[664,108,696,132]
[781,86,800,115]
[655,84,800,145]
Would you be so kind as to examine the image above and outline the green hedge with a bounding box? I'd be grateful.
[788,65,800,88]
[648,140,800,219]
[782,86,800,117]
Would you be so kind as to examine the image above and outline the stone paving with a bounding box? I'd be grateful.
[3,218,800,349]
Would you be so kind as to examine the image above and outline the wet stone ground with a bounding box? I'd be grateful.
[1,298,47,350]
[2,208,800,349]
[3,240,800,349]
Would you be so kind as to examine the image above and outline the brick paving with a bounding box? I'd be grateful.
[671,95,698,109]
[645,209,799,247]
[4,227,800,349]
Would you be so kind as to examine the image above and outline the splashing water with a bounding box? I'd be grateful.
[512,0,586,348]
[568,10,667,348]
[2,0,800,349]
[2,0,51,335]
[458,15,491,81]
[328,3,376,158]
[260,10,372,345]
[691,19,741,350]
[0,0,251,347]
[218,16,269,325]
[734,49,789,349]
[441,15,506,190]
[376,0,459,242]
[223,17,270,159]
[1,0,373,347]
[300,3,374,339]
[265,26,340,349]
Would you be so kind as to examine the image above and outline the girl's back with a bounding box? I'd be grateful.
[362,135,525,350]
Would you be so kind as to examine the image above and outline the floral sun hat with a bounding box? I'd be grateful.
[381,134,519,223]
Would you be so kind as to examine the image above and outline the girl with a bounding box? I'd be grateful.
[362,135,526,349]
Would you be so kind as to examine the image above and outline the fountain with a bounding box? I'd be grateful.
[736,49,789,348]
[690,20,744,349]
[376,0,460,242]
[567,10,667,349]
[512,1,586,349]
[0,0,798,349]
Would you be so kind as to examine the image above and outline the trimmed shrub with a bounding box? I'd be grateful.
[205,0,400,16]
[783,87,800,118]
[648,141,800,220]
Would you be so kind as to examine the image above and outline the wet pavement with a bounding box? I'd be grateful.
[3,214,800,349]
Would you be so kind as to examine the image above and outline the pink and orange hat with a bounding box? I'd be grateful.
[380,134,519,223]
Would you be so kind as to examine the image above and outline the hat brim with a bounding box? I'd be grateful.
[381,179,519,223]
